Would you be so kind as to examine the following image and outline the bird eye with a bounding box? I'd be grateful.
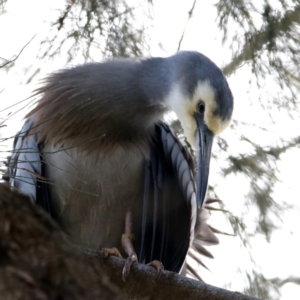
[197,101,205,114]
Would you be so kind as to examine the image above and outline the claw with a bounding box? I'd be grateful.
[147,260,164,274]
[122,253,137,282]
[101,247,123,258]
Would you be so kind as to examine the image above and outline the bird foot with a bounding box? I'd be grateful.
[101,246,137,282]
[101,247,123,258]
[122,253,138,282]
[147,260,164,273]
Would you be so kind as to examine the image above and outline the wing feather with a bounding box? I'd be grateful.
[5,118,51,212]
[138,123,197,272]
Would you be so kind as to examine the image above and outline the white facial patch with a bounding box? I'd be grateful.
[192,81,231,135]
[166,83,197,147]
[166,81,231,148]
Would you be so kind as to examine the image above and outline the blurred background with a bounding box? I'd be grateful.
[1,1,300,299]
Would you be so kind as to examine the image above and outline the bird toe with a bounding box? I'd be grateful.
[147,260,164,274]
[122,253,138,282]
[101,247,123,259]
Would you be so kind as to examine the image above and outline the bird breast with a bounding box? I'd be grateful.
[42,141,147,250]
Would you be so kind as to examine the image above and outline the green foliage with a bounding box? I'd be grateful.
[0,0,7,14]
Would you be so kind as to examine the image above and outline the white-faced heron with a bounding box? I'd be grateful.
[6,51,233,279]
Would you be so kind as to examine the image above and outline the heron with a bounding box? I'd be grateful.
[6,51,233,279]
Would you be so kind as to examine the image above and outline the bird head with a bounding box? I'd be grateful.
[166,51,234,207]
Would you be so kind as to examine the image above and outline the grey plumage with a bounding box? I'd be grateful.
[6,51,233,276]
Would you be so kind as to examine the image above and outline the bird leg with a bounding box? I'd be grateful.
[121,211,138,281]
[101,211,138,281]
[121,211,164,279]
[102,211,164,281]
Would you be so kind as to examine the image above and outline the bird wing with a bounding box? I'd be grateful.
[137,122,197,273]
[6,118,51,212]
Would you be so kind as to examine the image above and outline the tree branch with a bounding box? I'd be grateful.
[222,5,300,76]
[0,35,36,68]
[270,276,300,288]
[87,250,259,300]
[0,183,260,299]
[0,183,122,300]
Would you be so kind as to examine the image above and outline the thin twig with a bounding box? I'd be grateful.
[0,35,36,68]
[177,0,197,51]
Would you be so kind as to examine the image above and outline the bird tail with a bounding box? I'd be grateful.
[182,197,233,281]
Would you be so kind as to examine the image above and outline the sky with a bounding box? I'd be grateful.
[1,1,300,299]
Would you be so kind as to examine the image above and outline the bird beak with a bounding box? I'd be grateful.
[195,114,214,208]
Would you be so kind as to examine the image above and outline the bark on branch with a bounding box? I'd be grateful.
[0,183,122,300]
[87,250,260,300]
[0,184,260,300]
